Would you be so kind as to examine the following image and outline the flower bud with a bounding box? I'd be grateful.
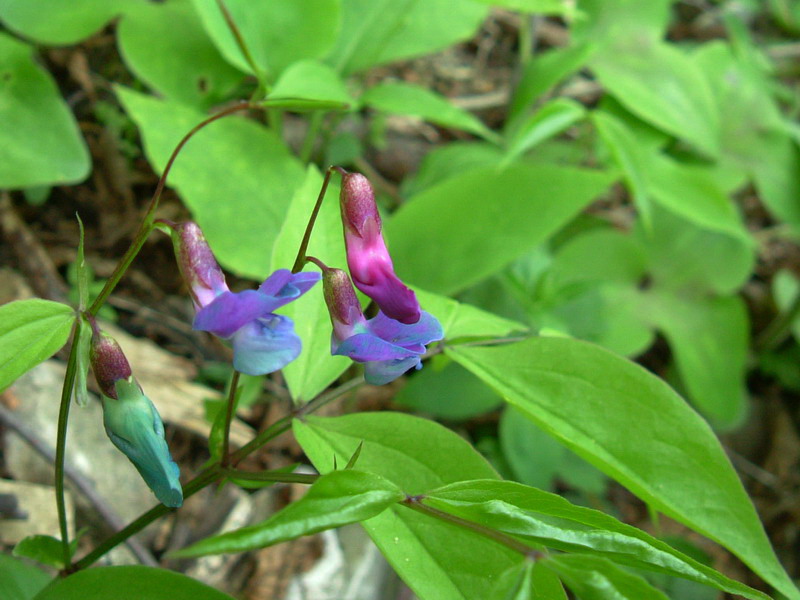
[339,173,420,324]
[90,330,133,399]
[172,222,229,308]
[322,267,366,343]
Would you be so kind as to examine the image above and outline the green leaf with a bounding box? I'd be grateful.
[33,566,236,600]
[387,163,613,294]
[640,205,754,296]
[270,167,350,402]
[0,554,51,600]
[362,81,496,140]
[117,0,243,109]
[492,560,568,600]
[395,359,503,420]
[13,535,69,569]
[591,39,720,157]
[572,0,673,49]
[414,288,527,340]
[117,87,304,279]
[326,0,487,75]
[270,59,353,105]
[425,479,767,598]
[402,142,505,197]
[508,44,596,125]
[0,33,91,188]
[469,0,576,14]
[0,0,131,45]
[72,317,92,407]
[0,299,75,392]
[650,293,749,429]
[503,98,586,165]
[294,412,523,600]
[190,0,340,81]
[173,470,402,557]
[448,338,798,599]
[773,270,800,343]
[545,554,670,600]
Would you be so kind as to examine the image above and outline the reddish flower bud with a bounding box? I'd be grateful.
[322,267,367,343]
[172,222,229,308]
[90,330,133,399]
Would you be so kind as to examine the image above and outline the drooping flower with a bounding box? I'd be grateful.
[321,267,443,385]
[339,172,420,325]
[90,327,183,508]
[172,222,320,375]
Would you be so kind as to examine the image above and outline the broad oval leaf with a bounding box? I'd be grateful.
[425,479,768,599]
[117,87,305,279]
[294,412,523,600]
[0,33,90,188]
[190,0,340,81]
[33,566,235,600]
[386,163,613,295]
[117,0,243,109]
[0,0,130,45]
[172,470,402,557]
[271,59,353,105]
[0,554,51,600]
[447,337,798,599]
[325,0,487,75]
[0,300,75,392]
[503,98,586,165]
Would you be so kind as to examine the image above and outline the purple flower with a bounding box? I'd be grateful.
[340,172,420,325]
[172,222,320,375]
[322,267,443,385]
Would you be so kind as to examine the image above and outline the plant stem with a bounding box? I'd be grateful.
[290,166,346,273]
[74,376,363,569]
[221,370,241,467]
[299,112,325,163]
[88,100,253,317]
[55,319,82,572]
[215,0,267,86]
[223,469,319,485]
[401,496,539,558]
[756,289,800,352]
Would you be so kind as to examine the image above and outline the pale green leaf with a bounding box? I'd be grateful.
[0,0,131,45]
[0,554,51,600]
[271,59,353,105]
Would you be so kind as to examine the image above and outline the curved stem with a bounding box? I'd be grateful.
[88,101,253,316]
[290,166,346,273]
[221,370,241,468]
[216,0,267,88]
[55,318,82,572]
[223,469,319,485]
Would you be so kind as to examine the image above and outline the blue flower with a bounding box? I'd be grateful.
[172,221,320,375]
[321,267,443,385]
[192,268,320,375]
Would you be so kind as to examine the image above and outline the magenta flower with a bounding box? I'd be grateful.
[340,172,420,324]
[322,267,443,385]
[172,222,320,375]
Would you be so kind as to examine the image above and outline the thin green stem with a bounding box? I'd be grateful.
[88,100,253,316]
[74,376,363,569]
[216,0,267,86]
[290,166,345,273]
[518,14,534,67]
[756,290,800,352]
[55,318,82,572]
[223,469,319,485]
[401,496,539,558]
[221,370,241,468]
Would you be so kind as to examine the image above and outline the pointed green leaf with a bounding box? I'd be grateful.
[448,338,797,599]
[0,300,75,392]
[294,412,523,600]
[72,317,92,407]
[172,470,402,557]
[271,59,353,105]
[362,81,496,140]
[492,560,568,600]
[503,98,586,165]
[0,33,90,188]
[545,554,670,600]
